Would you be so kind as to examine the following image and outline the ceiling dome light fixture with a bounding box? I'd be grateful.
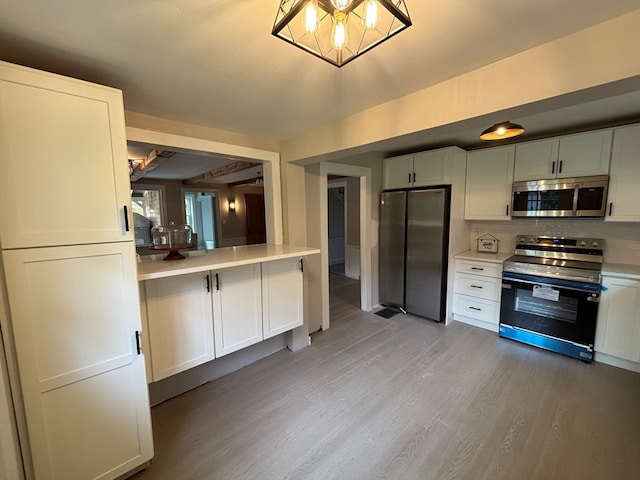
[272,0,412,68]
[480,121,525,141]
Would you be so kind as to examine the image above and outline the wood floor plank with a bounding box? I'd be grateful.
[133,274,640,480]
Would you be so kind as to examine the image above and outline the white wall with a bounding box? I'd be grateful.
[279,10,640,163]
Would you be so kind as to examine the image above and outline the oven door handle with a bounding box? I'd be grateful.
[502,275,599,295]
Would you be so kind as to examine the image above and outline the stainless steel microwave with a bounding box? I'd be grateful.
[511,175,609,218]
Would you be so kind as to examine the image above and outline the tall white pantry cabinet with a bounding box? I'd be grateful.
[0,61,153,480]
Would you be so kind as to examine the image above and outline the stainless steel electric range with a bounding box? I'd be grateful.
[499,235,604,361]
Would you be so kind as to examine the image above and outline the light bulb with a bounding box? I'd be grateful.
[303,1,318,34]
[364,0,379,29]
[332,15,348,50]
[331,0,352,11]
[496,126,506,136]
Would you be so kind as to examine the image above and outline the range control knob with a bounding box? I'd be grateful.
[591,241,600,248]
[519,237,526,243]
[579,240,587,247]
[529,237,536,243]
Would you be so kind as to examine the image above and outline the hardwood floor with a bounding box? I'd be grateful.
[133,275,640,480]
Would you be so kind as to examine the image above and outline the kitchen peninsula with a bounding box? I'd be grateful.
[137,244,320,390]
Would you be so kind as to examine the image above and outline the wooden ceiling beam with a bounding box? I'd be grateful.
[183,161,260,185]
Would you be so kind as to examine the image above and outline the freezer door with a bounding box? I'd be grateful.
[379,191,406,308]
[405,188,450,321]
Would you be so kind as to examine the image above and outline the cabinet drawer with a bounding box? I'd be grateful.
[454,273,501,302]
[455,260,501,278]
[453,295,500,324]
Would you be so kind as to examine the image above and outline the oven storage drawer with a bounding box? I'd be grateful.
[456,260,501,278]
[454,272,501,301]
[453,295,500,325]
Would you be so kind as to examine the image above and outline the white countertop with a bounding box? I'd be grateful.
[137,244,320,281]
[455,250,512,264]
[602,263,640,280]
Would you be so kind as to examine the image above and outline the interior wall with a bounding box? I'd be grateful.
[279,10,640,163]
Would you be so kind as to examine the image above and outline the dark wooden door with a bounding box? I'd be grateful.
[245,193,266,244]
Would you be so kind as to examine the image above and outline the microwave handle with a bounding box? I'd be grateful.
[572,183,580,215]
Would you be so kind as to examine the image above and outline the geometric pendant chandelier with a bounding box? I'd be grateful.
[272,0,412,67]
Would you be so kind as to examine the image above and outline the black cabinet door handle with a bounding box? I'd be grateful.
[413,172,416,183]
[551,161,555,174]
[124,205,130,232]
[559,160,563,173]
[506,204,510,216]
[468,306,482,311]
[299,258,304,272]
[215,273,220,291]
[408,173,412,183]
[205,274,210,292]
[135,331,141,355]
[609,202,613,216]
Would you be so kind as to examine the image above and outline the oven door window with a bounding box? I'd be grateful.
[500,279,598,346]
[515,286,578,323]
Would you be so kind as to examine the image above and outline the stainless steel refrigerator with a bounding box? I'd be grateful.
[379,187,450,321]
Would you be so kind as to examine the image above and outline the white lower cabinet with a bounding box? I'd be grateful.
[213,264,263,357]
[144,272,215,381]
[2,243,153,480]
[262,258,304,339]
[143,258,306,375]
[453,258,502,332]
[595,275,640,369]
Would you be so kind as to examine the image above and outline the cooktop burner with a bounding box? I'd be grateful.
[503,235,604,284]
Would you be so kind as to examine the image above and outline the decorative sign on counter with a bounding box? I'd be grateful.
[477,233,499,253]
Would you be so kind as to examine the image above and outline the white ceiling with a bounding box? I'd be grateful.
[1,1,639,180]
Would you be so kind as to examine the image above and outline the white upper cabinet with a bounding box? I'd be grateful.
[513,129,612,181]
[0,62,133,248]
[383,154,414,189]
[383,148,460,189]
[514,138,559,181]
[557,129,612,178]
[464,146,514,221]
[605,124,640,222]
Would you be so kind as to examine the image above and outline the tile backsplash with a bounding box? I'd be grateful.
[469,218,640,265]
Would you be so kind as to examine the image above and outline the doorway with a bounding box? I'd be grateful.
[315,162,373,332]
[245,193,267,244]
[327,177,362,324]
[327,181,347,275]
[183,189,218,249]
